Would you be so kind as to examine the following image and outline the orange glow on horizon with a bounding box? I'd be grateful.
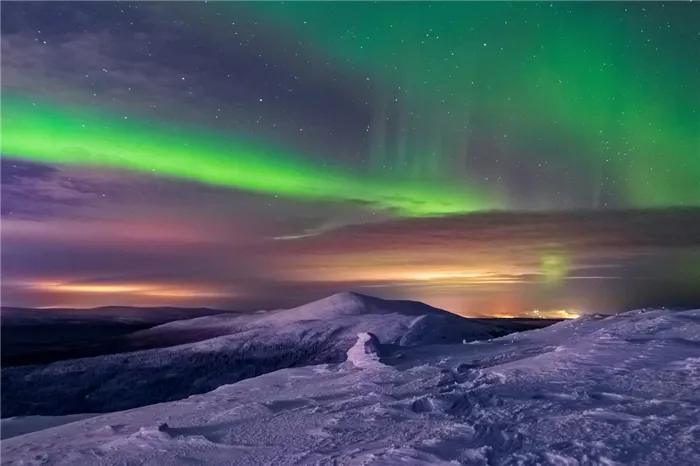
[551,309,581,319]
[29,281,232,300]
[409,271,525,284]
[492,308,580,319]
[18,280,580,319]
[292,265,534,286]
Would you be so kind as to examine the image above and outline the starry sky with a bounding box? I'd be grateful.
[2,2,700,316]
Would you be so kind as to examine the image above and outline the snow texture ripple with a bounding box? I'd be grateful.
[3,300,700,465]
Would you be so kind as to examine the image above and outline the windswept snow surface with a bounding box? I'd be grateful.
[2,292,507,417]
[4,308,700,465]
[0,414,100,440]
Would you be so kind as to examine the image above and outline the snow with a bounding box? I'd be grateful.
[3,306,700,465]
[345,332,384,368]
[129,291,506,346]
[0,414,99,440]
[3,292,506,417]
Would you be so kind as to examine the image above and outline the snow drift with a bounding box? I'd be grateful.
[3,307,700,465]
[345,332,385,368]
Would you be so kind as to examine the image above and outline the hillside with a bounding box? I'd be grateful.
[1,292,510,417]
[3,307,700,465]
[1,306,231,366]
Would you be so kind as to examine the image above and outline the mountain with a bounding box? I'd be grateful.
[1,306,233,366]
[1,292,510,418]
[126,291,508,348]
[3,307,700,465]
[1,306,229,325]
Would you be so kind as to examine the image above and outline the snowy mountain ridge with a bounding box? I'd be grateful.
[3,306,700,465]
[267,291,453,319]
[2,292,508,418]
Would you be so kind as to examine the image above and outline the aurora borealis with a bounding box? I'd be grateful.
[2,2,700,315]
[2,95,493,216]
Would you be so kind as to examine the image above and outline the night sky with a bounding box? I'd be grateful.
[2,2,699,316]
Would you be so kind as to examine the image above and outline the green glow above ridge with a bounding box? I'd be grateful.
[540,250,570,285]
[236,2,700,208]
[1,94,499,216]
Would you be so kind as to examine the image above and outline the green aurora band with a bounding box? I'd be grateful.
[1,95,498,216]
[234,2,700,208]
[3,3,698,214]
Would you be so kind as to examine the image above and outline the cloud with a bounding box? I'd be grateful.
[3,204,700,312]
[0,159,106,219]
[286,207,700,255]
[3,26,138,100]
[1,160,59,185]
[269,207,700,282]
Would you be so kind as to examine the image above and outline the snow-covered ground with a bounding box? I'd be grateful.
[2,293,508,417]
[0,414,100,440]
[3,305,700,465]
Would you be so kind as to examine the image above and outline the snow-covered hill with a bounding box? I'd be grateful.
[128,291,507,347]
[1,306,227,325]
[1,306,233,366]
[3,308,700,465]
[2,292,508,418]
